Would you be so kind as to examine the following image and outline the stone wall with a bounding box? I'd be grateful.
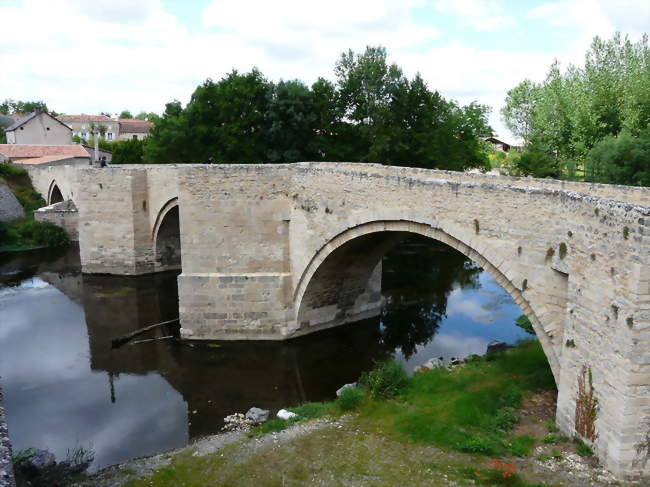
[33,200,79,241]
[0,185,23,222]
[0,386,15,487]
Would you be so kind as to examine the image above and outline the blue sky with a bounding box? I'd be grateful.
[1,0,648,141]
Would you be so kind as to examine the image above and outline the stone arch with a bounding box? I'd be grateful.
[152,197,181,270]
[293,220,560,382]
[48,180,64,205]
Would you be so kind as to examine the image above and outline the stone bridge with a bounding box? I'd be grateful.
[26,162,650,479]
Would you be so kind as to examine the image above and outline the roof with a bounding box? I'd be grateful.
[57,114,114,123]
[82,144,112,154]
[11,155,84,165]
[118,118,152,134]
[0,144,90,159]
[5,111,73,132]
[5,112,37,131]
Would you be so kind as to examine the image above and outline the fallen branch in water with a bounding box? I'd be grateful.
[129,336,175,346]
[111,318,179,348]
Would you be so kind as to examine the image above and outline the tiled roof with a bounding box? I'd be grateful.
[57,114,114,123]
[0,144,90,158]
[11,155,82,165]
[118,118,152,133]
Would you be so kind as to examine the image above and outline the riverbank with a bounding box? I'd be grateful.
[73,341,628,487]
[0,163,68,252]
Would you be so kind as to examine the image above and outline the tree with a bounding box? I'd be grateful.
[501,80,538,144]
[142,100,193,163]
[111,138,145,164]
[119,110,133,119]
[0,99,48,115]
[265,80,320,163]
[502,33,649,181]
[135,111,158,121]
[585,127,650,186]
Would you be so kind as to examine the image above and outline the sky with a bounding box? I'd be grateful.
[0,0,648,141]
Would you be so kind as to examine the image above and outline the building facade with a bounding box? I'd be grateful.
[56,115,152,142]
[5,112,72,145]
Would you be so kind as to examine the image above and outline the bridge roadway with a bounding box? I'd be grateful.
[25,162,650,479]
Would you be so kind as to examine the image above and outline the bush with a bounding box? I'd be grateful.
[585,127,650,186]
[336,387,364,412]
[0,218,69,249]
[460,436,492,454]
[515,149,559,178]
[359,360,408,399]
[515,315,535,335]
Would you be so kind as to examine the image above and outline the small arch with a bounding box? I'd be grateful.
[153,198,181,270]
[48,181,64,205]
[293,220,560,383]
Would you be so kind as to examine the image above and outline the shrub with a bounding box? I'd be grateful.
[515,315,535,335]
[336,387,364,412]
[359,360,408,399]
[460,436,493,454]
[574,437,594,457]
[492,407,517,431]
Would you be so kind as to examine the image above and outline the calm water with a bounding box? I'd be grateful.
[0,237,531,471]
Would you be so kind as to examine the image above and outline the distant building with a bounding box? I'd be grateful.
[0,144,90,167]
[117,118,153,140]
[5,112,72,145]
[482,137,515,153]
[56,114,152,142]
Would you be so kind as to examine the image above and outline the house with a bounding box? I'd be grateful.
[482,137,514,153]
[56,114,118,141]
[0,144,90,167]
[81,144,112,164]
[117,118,152,140]
[4,111,72,145]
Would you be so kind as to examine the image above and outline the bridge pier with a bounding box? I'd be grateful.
[28,162,650,480]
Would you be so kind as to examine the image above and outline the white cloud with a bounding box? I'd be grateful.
[0,0,644,140]
[433,0,515,31]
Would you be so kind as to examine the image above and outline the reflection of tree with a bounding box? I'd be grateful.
[379,235,482,359]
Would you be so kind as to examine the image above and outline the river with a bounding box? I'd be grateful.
[0,235,532,471]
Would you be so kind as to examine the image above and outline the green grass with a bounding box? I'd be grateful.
[123,340,558,486]
[0,163,68,251]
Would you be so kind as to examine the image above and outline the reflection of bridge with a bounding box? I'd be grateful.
[25,162,650,478]
[36,264,388,439]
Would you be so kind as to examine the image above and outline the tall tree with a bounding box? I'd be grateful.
[0,99,48,115]
[119,110,133,119]
[501,80,538,144]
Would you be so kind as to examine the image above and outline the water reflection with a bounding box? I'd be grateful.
[0,237,531,470]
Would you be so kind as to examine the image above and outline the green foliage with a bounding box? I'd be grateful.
[574,437,594,457]
[585,127,650,186]
[336,387,364,412]
[515,315,535,335]
[502,33,649,182]
[143,46,492,170]
[119,110,133,119]
[0,163,46,211]
[359,359,408,399]
[256,418,294,435]
[514,148,559,178]
[2,218,69,248]
[290,401,336,420]
[0,99,48,115]
[110,138,145,164]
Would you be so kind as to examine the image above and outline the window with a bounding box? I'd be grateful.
[132,135,138,140]
[107,133,113,141]
[81,132,87,139]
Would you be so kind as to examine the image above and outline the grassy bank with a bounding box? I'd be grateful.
[0,163,68,251]
[120,341,593,487]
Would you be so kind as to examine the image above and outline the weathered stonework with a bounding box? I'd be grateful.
[0,184,23,222]
[33,200,78,241]
[25,162,650,479]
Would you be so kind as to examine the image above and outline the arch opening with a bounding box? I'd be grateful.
[49,184,64,205]
[294,221,559,383]
[154,205,181,270]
